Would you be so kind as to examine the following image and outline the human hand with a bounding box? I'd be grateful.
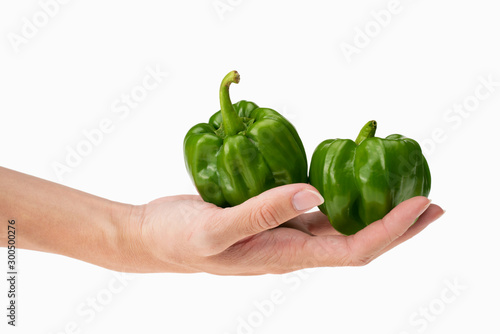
[122,184,444,275]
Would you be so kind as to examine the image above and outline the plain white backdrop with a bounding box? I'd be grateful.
[1,0,499,333]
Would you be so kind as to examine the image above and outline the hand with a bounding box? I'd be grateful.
[0,167,444,275]
[126,184,444,275]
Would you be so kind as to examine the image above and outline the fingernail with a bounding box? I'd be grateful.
[293,189,324,211]
[418,199,433,216]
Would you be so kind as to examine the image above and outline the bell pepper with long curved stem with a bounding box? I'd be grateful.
[184,71,308,207]
[309,120,431,235]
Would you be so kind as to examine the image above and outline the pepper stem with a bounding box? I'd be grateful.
[355,120,377,145]
[220,70,245,136]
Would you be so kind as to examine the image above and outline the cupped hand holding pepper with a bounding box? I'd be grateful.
[0,167,444,274]
[135,184,444,274]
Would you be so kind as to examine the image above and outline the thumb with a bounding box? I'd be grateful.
[211,184,324,252]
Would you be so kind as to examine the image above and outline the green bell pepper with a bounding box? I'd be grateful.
[309,120,431,235]
[184,70,308,207]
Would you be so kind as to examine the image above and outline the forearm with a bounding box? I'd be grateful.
[0,167,138,271]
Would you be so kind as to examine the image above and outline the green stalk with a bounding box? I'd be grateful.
[220,70,245,136]
[355,120,377,145]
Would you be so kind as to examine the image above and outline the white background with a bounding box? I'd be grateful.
[1,0,499,333]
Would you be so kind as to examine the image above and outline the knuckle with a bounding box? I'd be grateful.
[351,255,373,267]
[381,216,405,241]
[251,202,281,231]
[304,239,326,268]
[343,237,372,267]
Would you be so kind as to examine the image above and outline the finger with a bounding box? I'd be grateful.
[200,184,324,255]
[278,221,314,235]
[278,211,338,236]
[379,204,444,255]
[210,201,443,273]
[299,211,343,236]
[267,197,437,270]
[297,200,442,268]
[344,196,432,265]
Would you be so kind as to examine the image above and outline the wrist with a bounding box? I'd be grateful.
[110,199,200,274]
[107,201,148,272]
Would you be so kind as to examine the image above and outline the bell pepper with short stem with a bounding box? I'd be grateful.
[183,70,308,207]
[309,120,431,235]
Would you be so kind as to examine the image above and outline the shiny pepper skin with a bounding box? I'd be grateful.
[184,71,308,207]
[309,121,431,235]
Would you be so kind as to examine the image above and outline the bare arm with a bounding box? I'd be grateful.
[0,167,137,271]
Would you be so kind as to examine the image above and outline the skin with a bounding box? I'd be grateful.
[0,166,444,275]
